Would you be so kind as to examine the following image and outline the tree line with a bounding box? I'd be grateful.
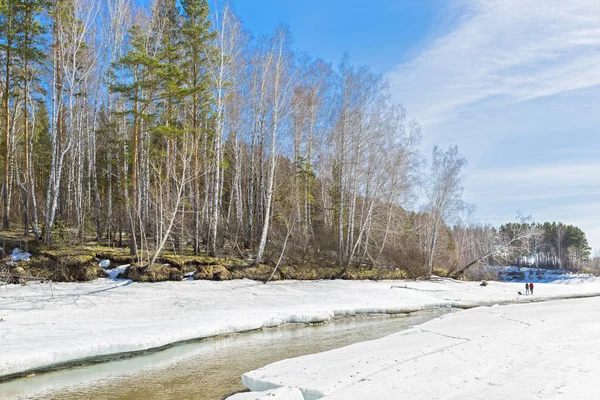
[0,0,591,277]
[508,222,591,270]
[451,219,591,276]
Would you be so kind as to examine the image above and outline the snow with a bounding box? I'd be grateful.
[227,386,304,400]
[103,264,130,280]
[1,276,600,380]
[493,266,596,284]
[237,296,600,399]
[98,259,111,269]
[183,271,195,281]
[7,248,31,264]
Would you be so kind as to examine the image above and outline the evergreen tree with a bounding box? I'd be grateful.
[13,0,48,235]
[153,0,187,139]
[111,21,161,254]
[0,0,18,229]
[180,0,214,253]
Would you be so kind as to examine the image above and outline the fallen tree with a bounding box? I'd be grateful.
[451,219,533,279]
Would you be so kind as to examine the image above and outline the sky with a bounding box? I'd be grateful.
[229,0,600,253]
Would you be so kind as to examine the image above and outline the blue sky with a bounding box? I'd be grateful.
[229,0,600,252]
[231,0,448,72]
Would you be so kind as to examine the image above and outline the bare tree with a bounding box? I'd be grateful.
[45,0,99,244]
[450,217,533,278]
[254,28,294,266]
[148,137,192,267]
[207,3,243,256]
[423,145,466,277]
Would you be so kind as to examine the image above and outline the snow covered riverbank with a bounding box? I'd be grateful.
[236,296,600,399]
[1,276,600,380]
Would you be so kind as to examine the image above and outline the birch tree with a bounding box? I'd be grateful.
[207,3,242,256]
[253,28,294,266]
[423,145,466,277]
[45,0,99,243]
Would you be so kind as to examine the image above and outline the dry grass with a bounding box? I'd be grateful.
[0,232,420,283]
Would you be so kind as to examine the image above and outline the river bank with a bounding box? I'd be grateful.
[0,311,448,400]
[2,275,600,381]
[0,239,409,283]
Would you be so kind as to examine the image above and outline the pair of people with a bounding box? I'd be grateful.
[525,281,534,295]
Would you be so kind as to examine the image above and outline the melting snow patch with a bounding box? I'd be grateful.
[8,248,32,264]
[104,264,130,280]
[183,271,195,281]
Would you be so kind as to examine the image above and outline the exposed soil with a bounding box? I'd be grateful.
[0,233,412,283]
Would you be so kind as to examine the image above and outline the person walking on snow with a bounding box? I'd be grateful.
[529,282,534,295]
[525,282,529,295]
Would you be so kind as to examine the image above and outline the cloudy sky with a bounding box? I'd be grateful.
[233,0,600,252]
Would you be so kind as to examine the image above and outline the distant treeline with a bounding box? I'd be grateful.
[508,222,590,270]
[447,220,591,277]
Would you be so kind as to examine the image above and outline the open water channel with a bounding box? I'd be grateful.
[0,310,449,400]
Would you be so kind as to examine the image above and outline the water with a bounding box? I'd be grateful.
[0,311,449,400]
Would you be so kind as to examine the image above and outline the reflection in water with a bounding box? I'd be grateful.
[0,311,449,400]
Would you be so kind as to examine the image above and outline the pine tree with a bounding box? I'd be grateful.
[111,22,161,255]
[0,0,18,229]
[153,0,187,139]
[13,0,48,236]
[181,0,214,254]
[112,0,191,256]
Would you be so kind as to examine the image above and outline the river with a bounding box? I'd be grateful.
[0,310,449,400]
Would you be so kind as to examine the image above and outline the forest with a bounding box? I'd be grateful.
[0,0,592,282]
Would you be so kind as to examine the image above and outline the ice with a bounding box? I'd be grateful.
[2,277,600,379]
[98,259,111,268]
[238,296,600,399]
[226,386,304,400]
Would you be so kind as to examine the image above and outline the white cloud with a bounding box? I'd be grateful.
[387,0,600,251]
[466,163,600,198]
[389,0,600,126]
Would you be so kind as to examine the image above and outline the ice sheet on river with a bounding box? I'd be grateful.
[1,275,600,379]
[237,296,600,399]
